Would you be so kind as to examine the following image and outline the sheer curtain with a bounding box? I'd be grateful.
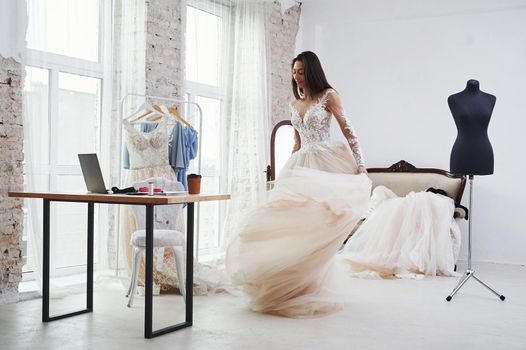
[0,0,27,61]
[222,0,271,244]
[110,0,147,277]
[183,0,271,257]
[22,0,114,295]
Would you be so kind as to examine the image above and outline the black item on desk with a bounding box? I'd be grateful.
[111,186,137,194]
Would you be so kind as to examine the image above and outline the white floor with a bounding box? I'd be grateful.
[1,261,525,350]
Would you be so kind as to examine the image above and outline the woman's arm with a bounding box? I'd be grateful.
[326,91,367,173]
[292,128,301,153]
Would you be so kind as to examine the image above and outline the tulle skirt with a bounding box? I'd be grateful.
[340,186,461,279]
[226,141,371,318]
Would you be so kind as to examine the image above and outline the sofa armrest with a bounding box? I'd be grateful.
[454,207,466,220]
[454,203,468,220]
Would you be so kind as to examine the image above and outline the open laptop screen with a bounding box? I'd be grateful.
[78,153,108,194]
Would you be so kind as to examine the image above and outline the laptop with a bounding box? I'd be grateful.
[78,153,108,194]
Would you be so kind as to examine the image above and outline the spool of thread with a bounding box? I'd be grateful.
[148,182,154,195]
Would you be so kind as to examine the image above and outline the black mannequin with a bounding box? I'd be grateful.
[448,79,496,175]
[445,80,505,302]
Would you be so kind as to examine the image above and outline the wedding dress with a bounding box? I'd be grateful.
[121,119,183,292]
[122,118,227,295]
[226,89,371,318]
[340,185,461,279]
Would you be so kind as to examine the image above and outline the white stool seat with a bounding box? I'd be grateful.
[125,176,186,308]
[130,229,184,247]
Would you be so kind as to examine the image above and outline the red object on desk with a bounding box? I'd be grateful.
[137,186,162,193]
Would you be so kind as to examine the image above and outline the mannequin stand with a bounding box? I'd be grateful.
[446,175,505,301]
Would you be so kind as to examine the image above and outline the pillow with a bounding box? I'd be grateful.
[363,185,397,219]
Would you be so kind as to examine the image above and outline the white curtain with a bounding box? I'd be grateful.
[0,0,27,61]
[110,0,147,277]
[23,0,145,295]
[222,0,271,244]
[185,0,271,253]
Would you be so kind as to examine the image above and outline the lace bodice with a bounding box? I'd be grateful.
[290,89,365,166]
[123,120,170,169]
[290,95,332,145]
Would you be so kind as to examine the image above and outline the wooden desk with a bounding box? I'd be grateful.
[8,191,230,339]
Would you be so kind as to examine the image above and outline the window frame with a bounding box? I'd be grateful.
[184,1,231,259]
[22,0,113,280]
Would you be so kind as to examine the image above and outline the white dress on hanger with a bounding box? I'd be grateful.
[226,89,371,318]
[121,117,226,295]
[121,119,182,292]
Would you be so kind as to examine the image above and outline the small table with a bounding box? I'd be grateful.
[8,191,230,339]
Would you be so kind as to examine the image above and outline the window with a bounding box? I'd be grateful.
[26,0,101,62]
[185,2,229,258]
[22,0,111,280]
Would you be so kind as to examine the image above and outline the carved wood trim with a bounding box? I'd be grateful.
[367,160,467,204]
[268,120,292,181]
[388,160,416,172]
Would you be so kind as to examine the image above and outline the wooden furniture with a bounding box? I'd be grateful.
[266,119,292,182]
[367,160,467,217]
[8,191,230,339]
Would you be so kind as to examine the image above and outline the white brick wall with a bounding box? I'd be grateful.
[0,55,24,304]
[268,1,301,127]
[145,0,184,102]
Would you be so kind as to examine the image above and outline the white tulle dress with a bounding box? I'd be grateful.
[226,89,372,318]
[339,186,461,279]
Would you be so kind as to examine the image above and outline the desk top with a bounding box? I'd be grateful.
[8,191,230,204]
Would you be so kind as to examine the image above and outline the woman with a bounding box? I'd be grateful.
[226,51,371,318]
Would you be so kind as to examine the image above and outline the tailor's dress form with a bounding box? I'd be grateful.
[449,82,496,175]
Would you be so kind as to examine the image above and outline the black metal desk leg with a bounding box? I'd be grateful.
[42,199,51,322]
[143,202,194,338]
[186,202,194,325]
[87,202,94,311]
[144,204,155,339]
[42,200,94,322]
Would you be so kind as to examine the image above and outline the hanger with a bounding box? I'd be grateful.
[155,105,178,125]
[124,102,157,124]
[167,106,193,129]
[124,103,176,125]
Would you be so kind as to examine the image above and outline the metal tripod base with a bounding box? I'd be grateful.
[446,269,505,302]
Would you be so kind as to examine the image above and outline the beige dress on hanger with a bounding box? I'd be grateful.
[121,119,183,292]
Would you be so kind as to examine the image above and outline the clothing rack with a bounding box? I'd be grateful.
[118,93,205,266]
[119,93,204,174]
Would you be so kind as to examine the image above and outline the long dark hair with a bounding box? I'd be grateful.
[291,51,333,100]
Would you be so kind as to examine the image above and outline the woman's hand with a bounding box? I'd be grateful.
[356,165,367,174]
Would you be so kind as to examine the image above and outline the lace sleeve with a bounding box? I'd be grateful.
[325,91,365,167]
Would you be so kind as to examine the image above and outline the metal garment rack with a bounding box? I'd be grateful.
[118,93,204,266]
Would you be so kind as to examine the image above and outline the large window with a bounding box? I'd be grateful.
[185,2,229,258]
[22,0,111,280]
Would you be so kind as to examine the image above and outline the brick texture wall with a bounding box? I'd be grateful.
[0,55,24,304]
[268,1,301,127]
[145,0,184,102]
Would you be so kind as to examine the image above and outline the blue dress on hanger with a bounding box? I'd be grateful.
[170,123,199,189]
